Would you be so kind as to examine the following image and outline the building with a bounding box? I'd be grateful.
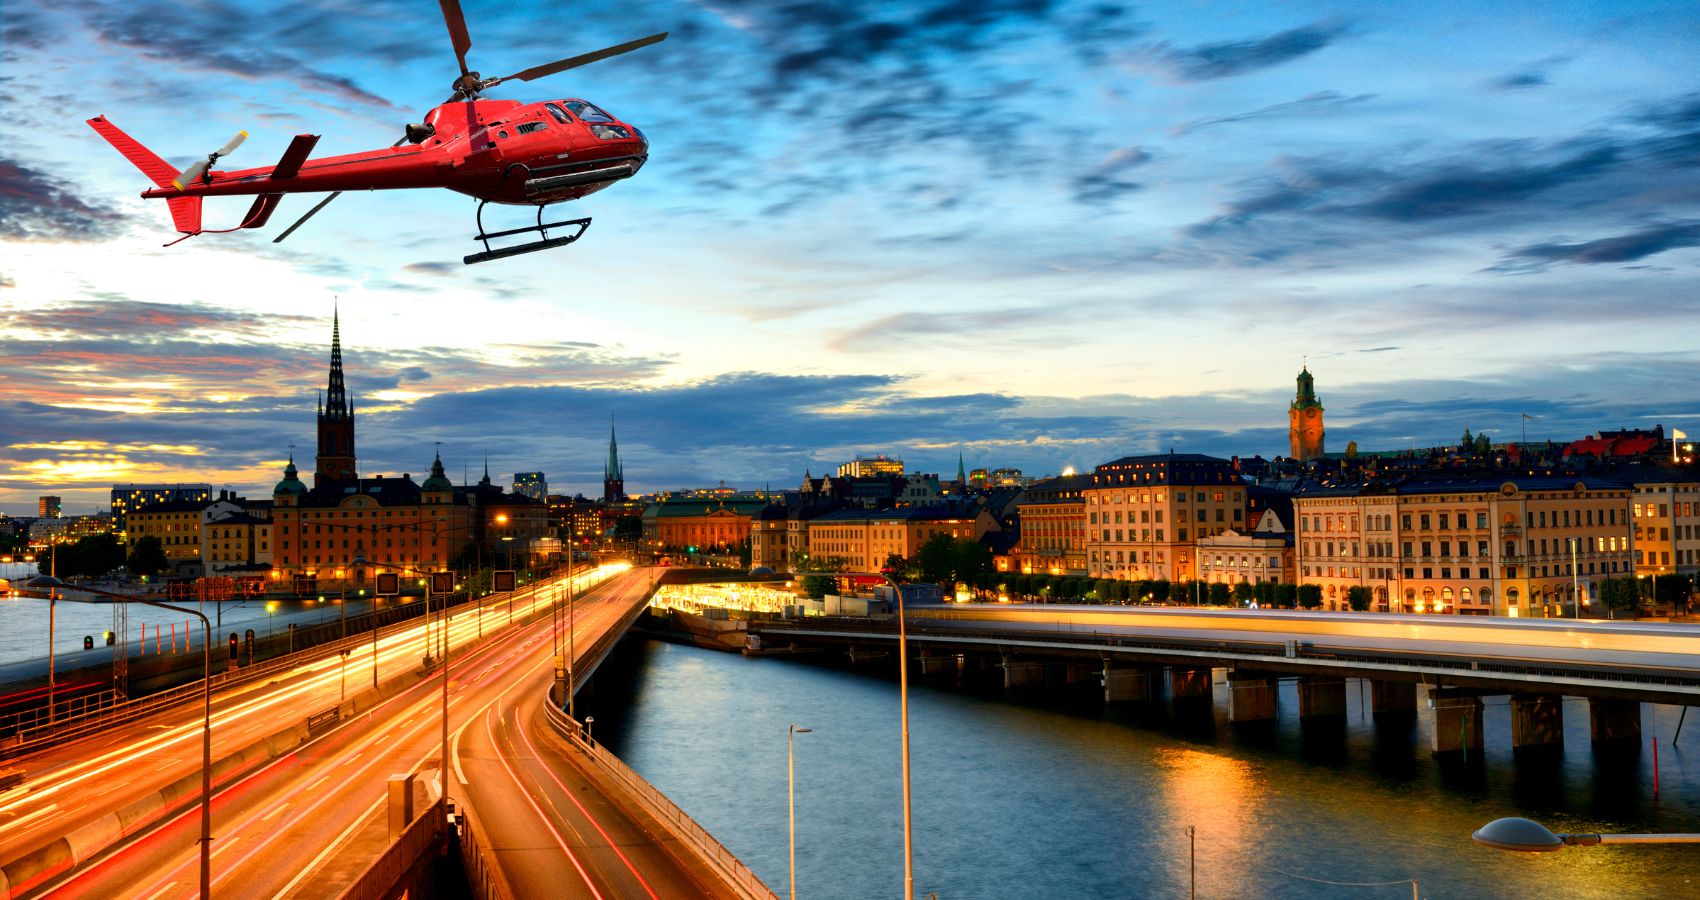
[750,504,836,572]
[1291,473,1633,615]
[604,419,625,503]
[1011,475,1091,575]
[1196,510,1295,587]
[130,499,226,576]
[1624,468,1700,577]
[38,496,61,519]
[111,484,213,530]
[805,506,978,573]
[1289,366,1326,462]
[642,498,770,554]
[512,472,548,503]
[269,314,476,590]
[989,468,1028,488]
[1084,453,1246,582]
[201,494,274,574]
[836,455,904,479]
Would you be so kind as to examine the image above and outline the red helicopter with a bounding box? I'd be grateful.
[88,1,665,264]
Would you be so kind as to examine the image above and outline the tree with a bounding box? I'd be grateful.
[1598,577,1637,614]
[1461,427,1474,449]
[1233,581,1254,605]
[1653,573,1694,610]
[801,574,836,599]
[1095,579,1117,604]
[125,535,169,578]
[1168,580,1191,604]
[1475,432,1492,455]
[1275,583,1299,609]
[1297,584,1323,609]
[1149,579,1170,604]
[613,515,642,541]
[1208,582,1231,606]
[1254,581,1277,606]
[1346,586,1372,612]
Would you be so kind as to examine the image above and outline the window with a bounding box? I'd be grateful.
[516,121,547,134]
[564,100,613,122]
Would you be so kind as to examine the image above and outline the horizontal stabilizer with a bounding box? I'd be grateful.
[271,134,320,179]
[87,116,178,189]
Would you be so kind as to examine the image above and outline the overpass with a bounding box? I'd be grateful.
[749,603,1700,754]
[0,566,774,899]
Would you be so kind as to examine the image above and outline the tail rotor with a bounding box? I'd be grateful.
[172,130,248,190]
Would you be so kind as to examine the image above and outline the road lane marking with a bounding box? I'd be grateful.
[484,708,603,899]
[141,882,179,900]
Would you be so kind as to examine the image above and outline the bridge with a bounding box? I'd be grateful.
[0,566,774,899]
[749,603,1700,754]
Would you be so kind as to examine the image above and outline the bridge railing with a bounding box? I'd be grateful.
[457,799,520,900]
[543,697,777,900]
[335,797,447,900]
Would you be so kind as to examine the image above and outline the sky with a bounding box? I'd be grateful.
[2,0,1698,514]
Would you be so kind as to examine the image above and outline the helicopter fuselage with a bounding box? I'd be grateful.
[138,98,647,206]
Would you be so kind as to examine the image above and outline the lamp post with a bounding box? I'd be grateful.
[353,556,450,806]
[788,724,813,900]
[266,600,277,637]
[1473,817,1700,851]
[27,576,213,899]
[800,569,913,899]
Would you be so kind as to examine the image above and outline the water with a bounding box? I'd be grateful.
[590,639,1700,899]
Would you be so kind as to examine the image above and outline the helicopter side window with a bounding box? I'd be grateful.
[545,103,572,124]
[564,101,613,123]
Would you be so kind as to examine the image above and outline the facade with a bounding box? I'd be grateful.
[1292,474,1633,615]
[201,497,274,574]
[1084,454,1246,582]
[512,472,548,503]
[1630,473,1700,577]
[1196,511,1296,587]
[130,499,228,575]
[836,455,904,479]
[643,498,769,553]
[1011,475,1091,575]
[1288,366,1326,462]
[38,496,62,519]
[111,484,213,530]
[805,506,978,573]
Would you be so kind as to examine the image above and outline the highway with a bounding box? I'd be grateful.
[0,565,620,897]
[6,565,752,900]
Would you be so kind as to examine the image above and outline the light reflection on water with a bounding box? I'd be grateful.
[590,640,1700,899]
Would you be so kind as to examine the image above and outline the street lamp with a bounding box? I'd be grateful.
[788,724,813,900]
[266,600,278,637]
[800,569,913,899]
[27,576,213,899]
[1473,817,1700,851]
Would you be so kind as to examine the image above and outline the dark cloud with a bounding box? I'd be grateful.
[1485,55,1570,92]
[403,261,459,276]
[1145,21,1349,82]
[1071,146,1150,205]
[1171,91,1375,137]
[1499,221,1700,268]
[0,159,127,241]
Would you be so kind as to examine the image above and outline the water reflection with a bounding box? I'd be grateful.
[588,641,1700,899]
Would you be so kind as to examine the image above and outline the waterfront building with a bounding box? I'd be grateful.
[1011,474,1090,575]
[110,483,212,530]
[37,496,61,519]
[1084,453,1246,582]
[1292,473,1632,615]
[805,506,978,573]
[1625,468,1700,577]
[1196,511,1295,587]
[513,472,548,503]
[1288,366,1326,462]
[642,498,770,554]
[201,494,273,574]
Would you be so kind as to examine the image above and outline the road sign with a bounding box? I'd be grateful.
[431,571,454,594]
[493,570,516,592]
[376,573,400,596]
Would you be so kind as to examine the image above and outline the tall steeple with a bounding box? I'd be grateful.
[604,415,625,503]
[1288,363,1326,462]
[314,304,358,487]
[956,450,967,485]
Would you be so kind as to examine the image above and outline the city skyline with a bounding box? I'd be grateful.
[4,0,1698,511]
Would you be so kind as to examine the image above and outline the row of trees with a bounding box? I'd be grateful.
[955,571,1366,610]
[30,533,171,580]
[1597,573,1696,613]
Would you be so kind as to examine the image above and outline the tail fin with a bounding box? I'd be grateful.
[87,115,202,234]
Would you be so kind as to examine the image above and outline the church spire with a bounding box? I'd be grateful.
[956,450,967,485]
[314,304,357,486]
[325,301,347,419]
[603,415,625,503]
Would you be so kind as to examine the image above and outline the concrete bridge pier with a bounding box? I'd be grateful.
[1428,688,1484,755]
[1102,666,1152,704]
[1370,680,1417,720]
[1588,698,1642,745]
[1000,655,1047,690]
[1227,673,1279,723]
[1510,694,1566,751]
[1297,676,1347,721]
[1167,668,1213,702]
[918,649,956,678]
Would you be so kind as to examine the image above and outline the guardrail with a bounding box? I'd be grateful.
[542,698,776,899]
[335,797,447,900]
[0,572,577,755]
[456,799,520,900]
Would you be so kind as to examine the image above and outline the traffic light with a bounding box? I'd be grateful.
[83,635,94,650]
[229,633,239,660]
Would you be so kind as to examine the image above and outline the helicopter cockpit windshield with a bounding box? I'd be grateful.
[564,100,614,123]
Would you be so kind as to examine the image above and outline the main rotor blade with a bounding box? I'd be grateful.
[439,0,473,77]
[491,32,667,85]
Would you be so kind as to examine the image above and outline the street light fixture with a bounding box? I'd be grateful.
[788,724,813,900]
[26,576,214,899]
[1473,817,1700,851]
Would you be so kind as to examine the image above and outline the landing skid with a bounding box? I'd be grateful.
[465,201,591,265]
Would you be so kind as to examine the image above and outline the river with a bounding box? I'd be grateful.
[587,638,1700,899]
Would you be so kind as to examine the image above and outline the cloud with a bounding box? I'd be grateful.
[0,159,127,241]
[1495,220,1700,270]
[1171,91,1375,137]
[1485,55,1571,92]
[1071,146,1150,204]
[1144,21,1350,82]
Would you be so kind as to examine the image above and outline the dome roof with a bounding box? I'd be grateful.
[421,452,454,492]
[274,456,307,496]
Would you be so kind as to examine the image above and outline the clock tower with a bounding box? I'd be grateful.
[1288,365,1326,461]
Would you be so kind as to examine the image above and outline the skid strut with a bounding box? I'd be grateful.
[465,200,591,265]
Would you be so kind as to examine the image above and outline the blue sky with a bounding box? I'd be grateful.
[2,0,1698,514]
